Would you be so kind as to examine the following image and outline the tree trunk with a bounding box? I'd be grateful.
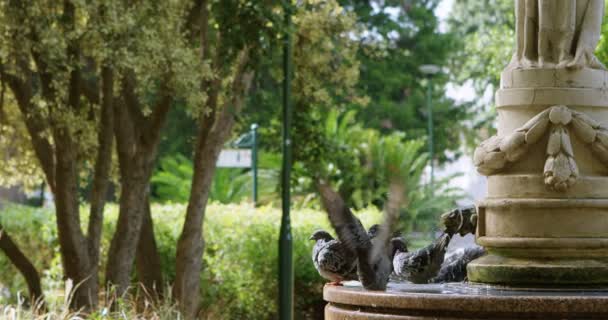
[135,194,164,301]
[174,49,253,319]
[173,133,222,318]
[1,4,114,311]
[105,164,149,296]
[53,133,97,308]
[0,223,44,307]
[105,89,171,297]
[86,66,114,301]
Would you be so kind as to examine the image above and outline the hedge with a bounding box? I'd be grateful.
[0,202,383,319]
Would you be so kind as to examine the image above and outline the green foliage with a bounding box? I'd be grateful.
[448,0,514,93]
[151,154,194,203]
[151,154,278,205]
[243,0,365,160]
[315,109,463,230]
[0,203,385,319]
[594,0,608,66]
[0,90,44,190]
[0,205,57,299]
[0,0,283,190]
[340,0,471,162]
[152,154,249,204]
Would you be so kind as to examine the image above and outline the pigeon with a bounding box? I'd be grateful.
[431,246,486,283]
[316,180,403,290]
[393,232,452,284]
[441,206,477,236]
[309,224,399,284]
[310,230,357,284]
[389,236,408,263]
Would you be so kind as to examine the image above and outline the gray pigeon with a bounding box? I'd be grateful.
[441,206,477,236]
[431,246,486,283]
[389,236,408,263]
[393,233,452,284]
[310,230,357,284]
[317,181,402,290]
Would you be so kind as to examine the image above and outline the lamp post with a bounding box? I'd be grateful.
[418,64,440,191]
[279,2,294,319]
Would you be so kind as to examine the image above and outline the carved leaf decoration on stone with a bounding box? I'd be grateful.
[569,110,608,165]
[474,105,608,192]
[473,108,550,175]
[544,125,577,192]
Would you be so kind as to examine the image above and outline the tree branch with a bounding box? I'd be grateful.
[121,70,146,131]
[197,31,223,146]
[81,74,100,105]
[113,98,138,171]
[65,0,81,112]
[0,224,45,307]
[185,0,207,43]
[212,47,252,135]
[0,75,6,124]
[198,0,209,60]
[87,66,114,263]
[144,86,172,148]
[0,65,56,192]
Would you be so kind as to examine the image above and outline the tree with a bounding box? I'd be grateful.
[0,1,115,308]
[340,0,471,163]
[448,0,514,94]
[242,0,365,199]
[173,0,278,317]
[0,0,205,308]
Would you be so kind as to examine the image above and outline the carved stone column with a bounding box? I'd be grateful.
[468,0,608,285]
[468,66,608,284]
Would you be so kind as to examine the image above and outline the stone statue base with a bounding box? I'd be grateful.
[324,282,608,319]
[472,67,608,285]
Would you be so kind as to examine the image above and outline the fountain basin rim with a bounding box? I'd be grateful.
[324,283,608,314]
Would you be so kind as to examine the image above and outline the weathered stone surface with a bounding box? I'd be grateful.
[468,254,608,284]
[324,283,608,319]
[510,0,605,70]
[473,1,608,283]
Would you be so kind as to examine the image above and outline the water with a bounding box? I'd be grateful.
[342,281,608,297]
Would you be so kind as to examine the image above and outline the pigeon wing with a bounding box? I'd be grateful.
[317,181,370,254]
[371,181,404,260]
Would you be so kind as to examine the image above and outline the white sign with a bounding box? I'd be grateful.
[217,149,252,168]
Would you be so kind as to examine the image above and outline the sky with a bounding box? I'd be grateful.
[435,0,487,203]
[436,0,454,32]
[436,0,478,104]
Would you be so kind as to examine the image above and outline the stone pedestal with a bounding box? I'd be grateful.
[469,67,608,284]
[324,283,608,319]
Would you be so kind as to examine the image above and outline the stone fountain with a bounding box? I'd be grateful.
[324,1,608,318]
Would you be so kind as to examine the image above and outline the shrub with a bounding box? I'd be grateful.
[0,202,382,319]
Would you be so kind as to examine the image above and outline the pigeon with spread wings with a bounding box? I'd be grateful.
[317,180,403,290]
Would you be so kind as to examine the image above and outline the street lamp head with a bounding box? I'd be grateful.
[419,64,441,75]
